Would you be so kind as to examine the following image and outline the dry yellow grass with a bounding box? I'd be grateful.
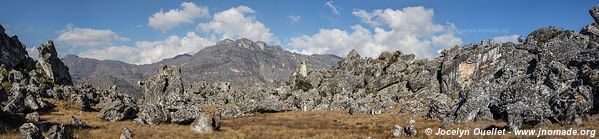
[0,99,597,139]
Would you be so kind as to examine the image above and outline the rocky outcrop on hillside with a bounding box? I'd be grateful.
[36,41,72,85]
[136,65,203,124]
[62,38,341,99]
[97,85,138,122]
[0,25,35,70]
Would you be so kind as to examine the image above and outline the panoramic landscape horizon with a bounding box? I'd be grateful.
[1,0,599,138]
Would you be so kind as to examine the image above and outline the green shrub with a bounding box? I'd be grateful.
[0,67,8,79]
[295,78,313,91]
[413,59,426,66]
[2,81,11,92]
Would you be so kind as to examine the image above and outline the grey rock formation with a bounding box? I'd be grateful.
[0,24,35,70]
[98,86,138,122]
[391,119,417,137]
[120,127,133,139]
[19,123,44,139]
[137,65,202,124]
[590,5,599,23]
[48,124,72,139]
[25,112,40,123]
[69,116,87,128]
[190,113,216,133]
[37,40,72,85]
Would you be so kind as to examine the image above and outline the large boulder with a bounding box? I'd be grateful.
[36,40,73,85]
[0,24,35,70]
[19,123,44,139]
[190,113,219,133]
[137,65,202,124]
[120,127,133,139]
[98,87,138,122]
[48,124,73,139]
[590,5,599,23]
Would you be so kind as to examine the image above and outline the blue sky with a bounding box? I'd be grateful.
[1,0,597,64]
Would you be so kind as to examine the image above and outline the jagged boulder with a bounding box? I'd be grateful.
[70,116,87,128]
[137,65,202,124]
[48,124,72,139]
[0,24,35,70]
[98,86,138,122]
[25,112,40,123]
[2,82,49,114]
[120,127,133,139]
[36,40,72,85]
[190,113,218,133]
[590,5,599,23]
[19,123,44,139]
[391,118,417,137]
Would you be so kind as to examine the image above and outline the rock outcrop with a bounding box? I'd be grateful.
[120,127,133,139]
[37,40,72,85]
[48,124,72,139]
[98,86,138,122]
[190,113,218,133]
[19,123,44,139]
[0,24,35,70]
[392,119,417,137]
[137,65,202,124]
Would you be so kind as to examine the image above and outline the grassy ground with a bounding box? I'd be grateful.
[0,99,597,139]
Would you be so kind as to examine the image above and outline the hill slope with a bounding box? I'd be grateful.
[63,38,341,98]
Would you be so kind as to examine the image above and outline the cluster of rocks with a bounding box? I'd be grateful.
[97,85,138,122]
[392,118,417,137]
[19,123,73,139]
[0,24,128,137]
[136,65,203,124]
[0,25,72,123]
[186,5,599,131]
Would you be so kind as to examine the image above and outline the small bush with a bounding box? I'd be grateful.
[2,81,11,92]
[413,59,427,66]
[0,67,8,79]
[295,78,313,91]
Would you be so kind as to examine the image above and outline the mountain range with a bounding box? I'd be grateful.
[62,38,341,98]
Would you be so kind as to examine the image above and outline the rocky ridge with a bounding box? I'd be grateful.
[62,38,342,99]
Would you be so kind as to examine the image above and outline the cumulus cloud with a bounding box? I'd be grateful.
[148,2,209,32]
[26,47,39,59]
[291,6,461,58]
[56,24,129,47]
[79,46,142,63]
[288,15,301,24]
[198,6,273,42]
[79,32,216,64]
[493,34,521,43]
[325,1,341,15]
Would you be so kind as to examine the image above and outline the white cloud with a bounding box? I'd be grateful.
[198,6,273,42]
[79,46,141,63]
[148,2,209,32]
[325,1,341,15]
[288,15,301,24]
[26,47,38,60]
[79,32,216,64]
[493,34,521,43]
[56,24,129,47]
[291,6,461,58]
